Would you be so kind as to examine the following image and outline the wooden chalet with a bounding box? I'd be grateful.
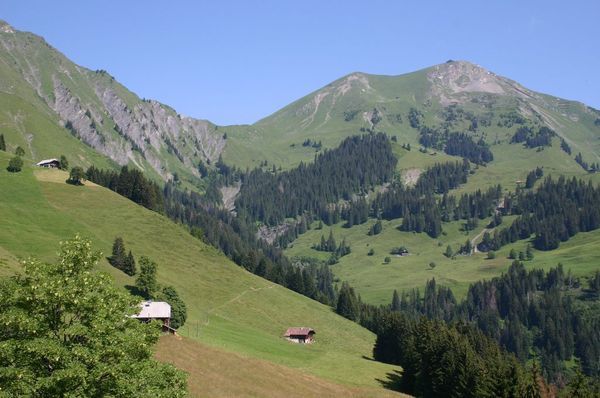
[284,327,316,344]
[36,158,60,168]
[132,301,175,333]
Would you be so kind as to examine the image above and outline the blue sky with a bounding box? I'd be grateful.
[3,1,599,125]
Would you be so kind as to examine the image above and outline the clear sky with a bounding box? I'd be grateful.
[3,0,599,125]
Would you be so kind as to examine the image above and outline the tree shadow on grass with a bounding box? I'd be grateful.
[125,285,146,299]
[375,369,404,393]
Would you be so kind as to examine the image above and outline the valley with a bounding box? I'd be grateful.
[1,18,599,396]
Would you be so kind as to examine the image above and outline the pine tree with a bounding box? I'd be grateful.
[336,282,359,321]
[109,237,126,271]
[0,133,5,151]
[509,248,517,259]
[123,250,136,276]
[444,245,453,258]
[326,230,336,252]
[391,289,401,312]
[526,244,534,260]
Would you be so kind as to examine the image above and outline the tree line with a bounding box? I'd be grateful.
[480,176,600,251]
[234,133,397,226]
[382,262,600,385]
[332,261,600,394]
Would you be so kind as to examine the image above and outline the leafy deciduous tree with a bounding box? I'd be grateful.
[0,236,187,397]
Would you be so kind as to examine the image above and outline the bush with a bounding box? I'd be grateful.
[67,166,86,185]
[383,256,391,264]
[6,156,23,172]
[487,251,496,259]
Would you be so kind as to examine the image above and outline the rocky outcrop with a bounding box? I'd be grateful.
[0,22,225,181]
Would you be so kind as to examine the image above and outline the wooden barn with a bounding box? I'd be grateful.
[36,158,60,168]
[132,301,175,333]
[284,327,316,344]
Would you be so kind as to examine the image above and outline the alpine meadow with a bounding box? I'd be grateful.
[1,4,600,397]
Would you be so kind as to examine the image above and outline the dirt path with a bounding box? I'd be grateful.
[471,228,492,254]
[203,284,276,325]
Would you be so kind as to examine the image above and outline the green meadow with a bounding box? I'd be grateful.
[0,151,401,395]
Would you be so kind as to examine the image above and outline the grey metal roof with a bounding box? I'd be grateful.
[133,301,171,319]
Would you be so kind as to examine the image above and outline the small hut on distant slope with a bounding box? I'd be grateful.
[36,158,60,168]
[284,327,315,344]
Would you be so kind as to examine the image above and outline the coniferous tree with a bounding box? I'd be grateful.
[6,156,23,172]
[391,289,401,312]
[109,237,126,271]
[444,245,453,258]
[0,133,5,151]
[336,282,360,321]
[14,146,25,156]
[123,250,136,276]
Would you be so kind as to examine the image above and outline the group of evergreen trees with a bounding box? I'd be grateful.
[311,230,351,264]
[485,176,600,251]
[235,133,397,226]
[511,125,555,148]
[575,152,600,172]
[410,109,493,164]
[86,165,164,212]
[368,161,500,238]
[109,237,136,275]
[373,313,533,397]
[383,262,600,385]
[525,166,544,188]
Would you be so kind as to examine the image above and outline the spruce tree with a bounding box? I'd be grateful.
[109,237,126,271]
[526,244,534,260]
[336,282,359,321]
[0,133,5,151]
[444,245,453,258]
[123,250,136,276]
[391,289,401,312]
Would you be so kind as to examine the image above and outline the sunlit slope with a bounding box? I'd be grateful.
[0,152,400,392]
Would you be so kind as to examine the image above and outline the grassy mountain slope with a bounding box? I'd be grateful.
[156,336,403,398]
[0,20,223,188]
[283,140,600,304]
[0,151,400,395]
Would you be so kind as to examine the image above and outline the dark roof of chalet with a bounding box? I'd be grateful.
[284,327,315,337]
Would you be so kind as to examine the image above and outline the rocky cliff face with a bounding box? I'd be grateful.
[0,21,224,180]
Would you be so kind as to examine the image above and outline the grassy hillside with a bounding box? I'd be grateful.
[285,214,600,305]
[156,336,405,398]
[0,151,401,395]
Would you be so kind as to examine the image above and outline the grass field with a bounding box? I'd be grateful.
[156,336,406,398]
[0,151,401,396]
[285,214,600,305]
